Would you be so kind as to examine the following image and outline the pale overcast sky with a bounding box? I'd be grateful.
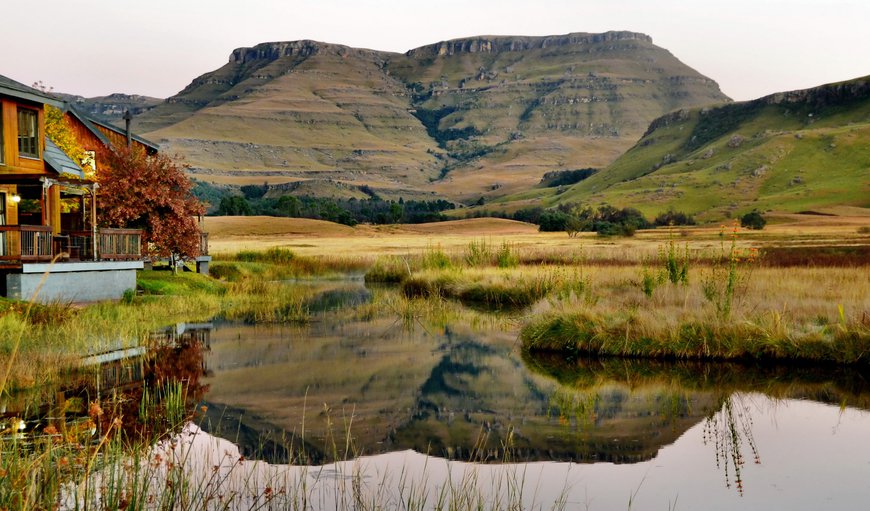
[2,0,867,101]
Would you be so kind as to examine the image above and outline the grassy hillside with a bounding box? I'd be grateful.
[138,41,442,193]
[134,32,728,201]
[544,76,870,220]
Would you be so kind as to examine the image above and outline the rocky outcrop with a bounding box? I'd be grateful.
[229,40,392,65]
[406,31,653,58]
[230,40,325,64]
[57,93,162,123]
[761,76,870,107]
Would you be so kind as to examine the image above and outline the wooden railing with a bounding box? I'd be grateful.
[68,231,95,260]
[98,228,142,261]
[68,229,142,261]
[0,226,143,264]
[0,225,53,263]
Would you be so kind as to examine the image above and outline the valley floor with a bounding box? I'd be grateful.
[206,209,870,365]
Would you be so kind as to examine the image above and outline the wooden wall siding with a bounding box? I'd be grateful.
[0,184,19,224]
[66,113,105,153]
[0,98,48,175]
[68,115,154,154]
[93,124,153,153]
[94,125,127,149]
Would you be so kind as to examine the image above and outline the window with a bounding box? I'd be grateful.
[17,108,39,158]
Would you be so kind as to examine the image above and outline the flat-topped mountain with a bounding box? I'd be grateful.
[133,31,729,200]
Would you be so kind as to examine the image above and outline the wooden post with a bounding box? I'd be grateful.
[91,185,98,261]
[49,185,61,234]
[123,110,133,148]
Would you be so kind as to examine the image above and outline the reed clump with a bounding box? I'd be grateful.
[364,255,413,284]
[213,247,367,281]
[521,309,870,365]
[400,268,575,310]
[221,280,311,324]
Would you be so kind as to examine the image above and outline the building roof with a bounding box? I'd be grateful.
[0,74,64,108]
[87,115,160,152]
[65,105,160,153]
[65,106,115,147]
[43,137,85,179]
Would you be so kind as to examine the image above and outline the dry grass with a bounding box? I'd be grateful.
[204,214,870,363]
[521,263,870,364]
[205,212,870,258]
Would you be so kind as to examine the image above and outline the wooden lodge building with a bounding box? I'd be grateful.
[0,74,207,302]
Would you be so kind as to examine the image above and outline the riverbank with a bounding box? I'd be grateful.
[0,213,867,509]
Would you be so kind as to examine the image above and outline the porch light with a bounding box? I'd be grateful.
[10,195,20,203]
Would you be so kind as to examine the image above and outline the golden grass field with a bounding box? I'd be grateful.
[204,211,869,364]
[204,212,870,260]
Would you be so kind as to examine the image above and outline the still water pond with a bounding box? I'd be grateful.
[194,280,870,510]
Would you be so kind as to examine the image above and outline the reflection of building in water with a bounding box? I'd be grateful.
[150,322,213,349]
[82,322,213,394]
[81,346,147,394]
[0,323,214,427]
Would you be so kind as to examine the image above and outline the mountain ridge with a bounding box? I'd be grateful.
[541,74,870,219]
[127,31,729,200]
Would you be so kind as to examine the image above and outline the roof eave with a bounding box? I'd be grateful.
[0,86,64,108]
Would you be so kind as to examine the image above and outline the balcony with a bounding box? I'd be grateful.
[0,225,143,265]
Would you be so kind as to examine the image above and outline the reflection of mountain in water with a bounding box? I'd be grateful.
[201,283,870,465]
[389,330,717,463]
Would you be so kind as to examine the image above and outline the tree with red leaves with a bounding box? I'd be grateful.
[96,146,204,260]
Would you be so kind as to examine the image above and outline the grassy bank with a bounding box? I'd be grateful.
[361,233,869,365]
[0,249,360,393]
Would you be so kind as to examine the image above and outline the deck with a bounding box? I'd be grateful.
[0,226,143,266]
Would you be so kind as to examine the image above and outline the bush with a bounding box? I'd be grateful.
[539,168,598,187]
[538,211,572,232]
[654,210,696,227]
[740,210,767,230]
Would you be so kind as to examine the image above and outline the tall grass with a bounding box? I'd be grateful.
[400,268,574,310]
[57,419,572,511]
[213,247,367,280]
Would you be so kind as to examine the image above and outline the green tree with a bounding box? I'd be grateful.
[217,196,252,216]
[740,210,767,230]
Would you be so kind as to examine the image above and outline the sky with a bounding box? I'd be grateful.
[2,0,868,101]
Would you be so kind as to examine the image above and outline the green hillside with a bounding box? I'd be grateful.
[544,76,870,220]
[133,32,728,201]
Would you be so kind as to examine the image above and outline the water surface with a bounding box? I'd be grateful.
[194,280,870,509]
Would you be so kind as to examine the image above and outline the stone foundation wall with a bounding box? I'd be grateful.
[6,261,143,303]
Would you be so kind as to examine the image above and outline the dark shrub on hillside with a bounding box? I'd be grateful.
[539,168,598,187]
[241,183,268,200]
[740,210,767,230]
[595,221,637,237]
[654,209,697,226]
[217,196,252,216]
[538,211,573,232]
[512,207,544,224]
